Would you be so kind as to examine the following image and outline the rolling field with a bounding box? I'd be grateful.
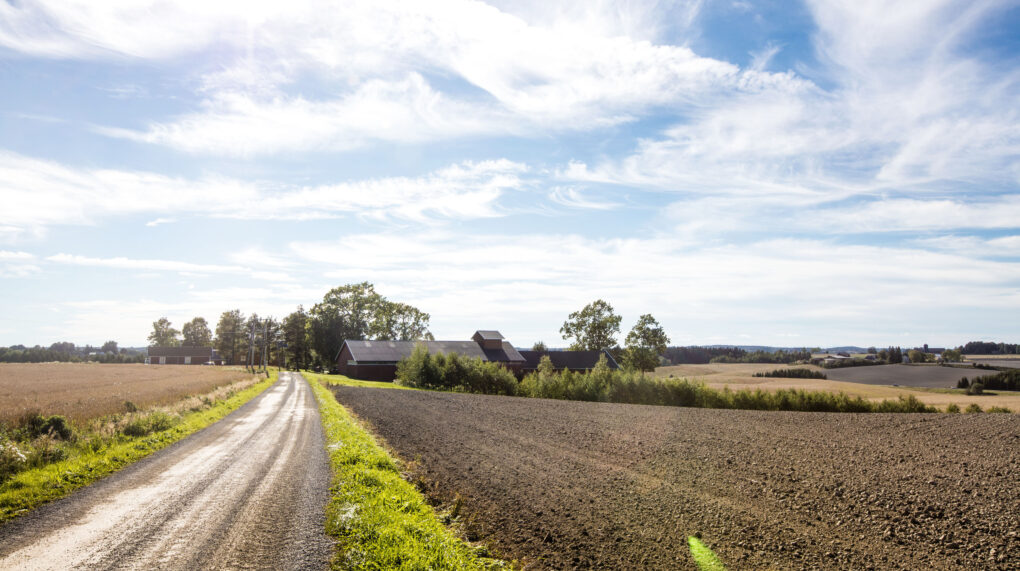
[653,363,1020,411]
[0,363,253,424]
[334,387,1019,570]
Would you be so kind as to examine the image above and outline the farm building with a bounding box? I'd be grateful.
[336,330,526,381]
[146,346,224,365]
[518,349,620,375]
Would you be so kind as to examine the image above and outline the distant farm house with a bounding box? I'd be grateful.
[146,346,224,365]
[336,330,618,382]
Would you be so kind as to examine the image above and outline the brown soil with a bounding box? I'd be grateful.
[333,387,1019,570]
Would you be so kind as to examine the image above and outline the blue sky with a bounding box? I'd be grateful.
[1,0,1018,349]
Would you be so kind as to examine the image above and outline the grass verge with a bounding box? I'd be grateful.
[0,372,277,523]
[306,374,506,570]
[309,371,419,391]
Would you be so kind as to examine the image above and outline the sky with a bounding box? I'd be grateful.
[1,0,1018,349]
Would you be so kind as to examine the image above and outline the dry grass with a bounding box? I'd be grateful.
[653,363,1019,412]
[0,363,254,425]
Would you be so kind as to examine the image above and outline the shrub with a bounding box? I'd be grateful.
[753,368,827,379]
[122,411,177,437]
[966,382,984,395]
[395,345,518,395]
[986,406,1012,413]
[20,412,73,441]
[964,403,983,414]
[957,377,969,389]
[945,403,961,413]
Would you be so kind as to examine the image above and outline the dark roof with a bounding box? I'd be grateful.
[519,349,619,371]
[343,340,524,364]
[472,330,504,340]
[148,346,214,357]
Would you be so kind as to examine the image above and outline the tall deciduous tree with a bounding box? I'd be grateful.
[182,317,212,346]
[308,282,432,368]
[215,309,246,365]
[624,314,670,371]
[560,299,622,351]
[101,340,118,353]
[282,306,312,370]
[147,317,181,347]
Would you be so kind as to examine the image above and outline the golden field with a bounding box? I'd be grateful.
[0,363,254,424]
[653,363,1019,412]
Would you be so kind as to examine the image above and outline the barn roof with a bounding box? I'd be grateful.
[519,349,620,371]
[472,330,504,340]
[342,339,524,364]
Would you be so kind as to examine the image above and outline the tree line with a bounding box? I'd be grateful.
[146,282,433,370]
[0,342,144,364]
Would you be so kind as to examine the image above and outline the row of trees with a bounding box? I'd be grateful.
[0,341,144,363]
[146,282,434,369]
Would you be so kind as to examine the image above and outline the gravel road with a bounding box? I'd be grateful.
[334,386,1019,570]
[0,372,332,570]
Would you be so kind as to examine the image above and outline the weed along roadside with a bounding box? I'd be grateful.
[0,372,278,523]
[306,373,508,570]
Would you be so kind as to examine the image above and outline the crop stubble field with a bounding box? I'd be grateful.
[653,363,1020,411]
[334,386,1018,570]
[0,363,253,424]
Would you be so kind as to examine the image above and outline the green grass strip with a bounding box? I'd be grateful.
[307,375,507,570]
[0,372,278,523]
[688,536,726,571]
[305,371,419,391]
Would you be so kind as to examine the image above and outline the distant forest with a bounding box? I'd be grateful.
[0,342,144,364]
[663,346,812,365]
[959,341,1020,354]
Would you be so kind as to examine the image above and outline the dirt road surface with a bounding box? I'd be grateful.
[334,386,1019,570]
[0,372,332,570]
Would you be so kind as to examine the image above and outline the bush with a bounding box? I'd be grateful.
[753,368,827,379]
[964,403,983,414]
[945,403,961,413]
[966,382,984,395]
[20,412,73,441]
[395,345,518,396]
[519,361,934,413]
[122,412,177,437]
[986,406,1012,413]
[957,377,969,389]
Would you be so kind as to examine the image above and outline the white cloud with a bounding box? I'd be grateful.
[3,0,806,154]
[288,231,1020,345]
[0,152,527,237]
[548,187,621,210]
[145,218,176,227]
[565,0,1019,202]
[0,250,40,277]
[46,254,246,275]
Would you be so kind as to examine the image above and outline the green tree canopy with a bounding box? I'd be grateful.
[101,340,118,353]
[560,299,621,351]
[308,282,432,367]
[282,306,312,370]
[624,314,670,371]
[147,317,181,347]
[182,316,212,346]
[531,340,548,352]
[214,309,246,365]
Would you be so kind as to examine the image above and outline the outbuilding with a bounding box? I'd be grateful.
[146,346,223,365]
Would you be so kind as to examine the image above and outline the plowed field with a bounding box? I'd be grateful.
[333,387,1018,570]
